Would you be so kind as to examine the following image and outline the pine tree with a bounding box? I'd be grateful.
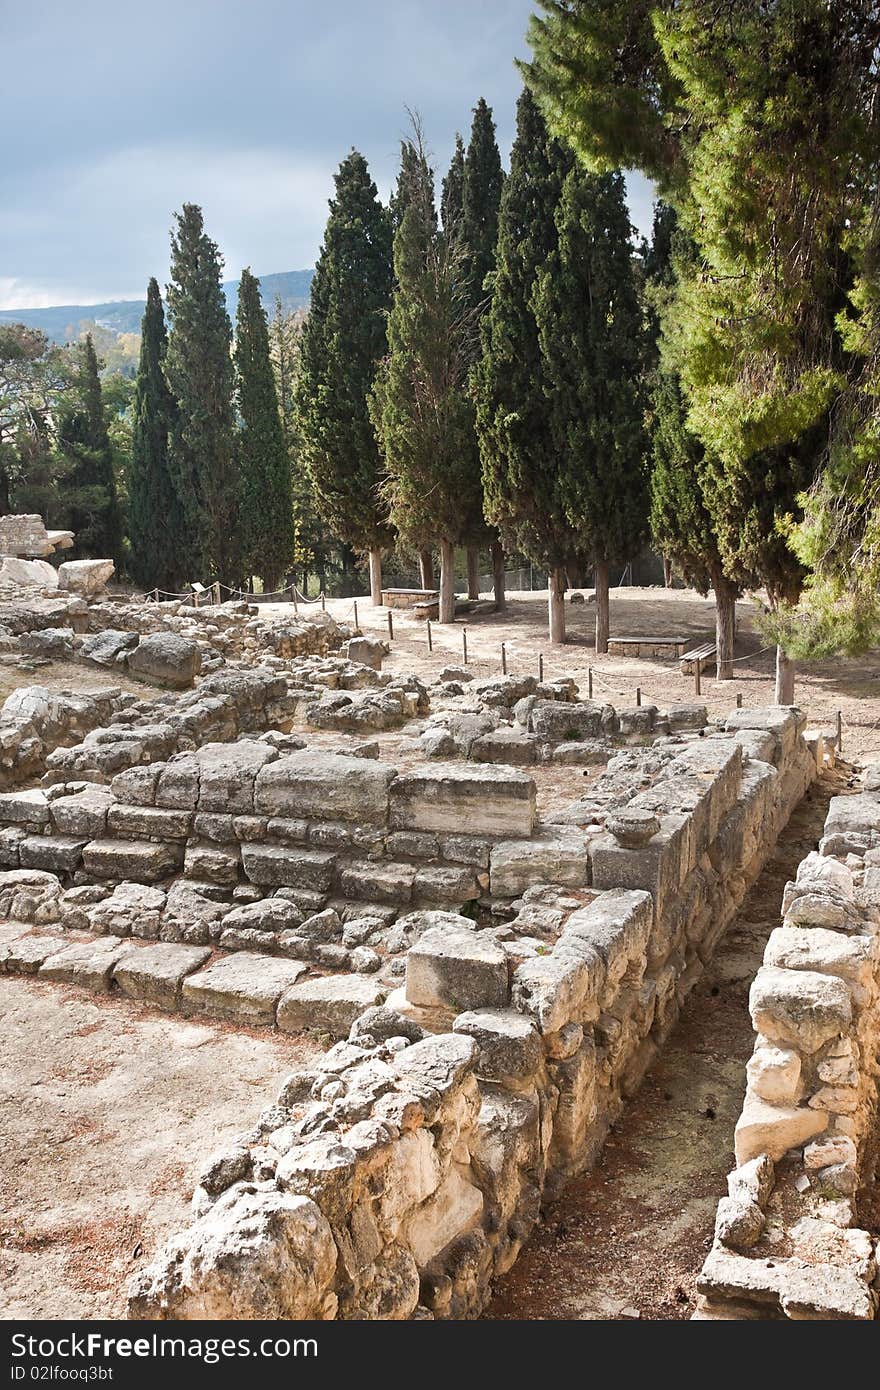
[475,88,581,643]
[128,279,181,591]
[295,151,393,604]
[534,167,648,652]
[56,334,122,563]
[165,203,237,585]
[234,268,295,590]
[371,134,478,624]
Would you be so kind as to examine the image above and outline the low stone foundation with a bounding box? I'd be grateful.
[111,707,816,1320]
[696,788,880,1320]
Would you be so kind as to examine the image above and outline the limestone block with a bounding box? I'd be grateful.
[470,727,538,765]
[107,804,193,840]
[49,789,113,838]
[81,837,183,883]
[195,740,276,814]
[57,558,115,595]
[127,1188,338,1320]
[39,935,127,991]
[389,763,536,838]
[589,815,689,919]
[19,835,87,873]
[113,942,211,1008]
[110,765,161,808]
[734,1092,829,1165]
[406,925,509,1012]
[88,881,166,938]
[727,1154,775,1207]
[405,1168,485,1266]
[522,699,609,741]
[126,632,201,689]
[338,858,415,905]
[182,952,307,1023]
[667,704,708,732]
[254,750,395,825]
[562,890,653,988]
[746,1043,802,1105]
[763,925,876,1000]
[749,966,852,1052]
[489,831,588,897]
[345,636,386,671]
[412,864,480,903]
[714,1196,765,1249]
[277,974,387,1038]
[0,788,50,826]
[184,844,240,886]
[241,843,336,892]
[511,951,601,1034]
[1,932,67,973]
[452,1008,541,1082]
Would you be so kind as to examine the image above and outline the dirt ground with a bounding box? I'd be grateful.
[298,586,880,764]
[0,657,165,704]
[0,976,316,1320]
[483,770,859,1319]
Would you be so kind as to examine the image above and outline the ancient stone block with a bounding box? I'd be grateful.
[276,973,387,1037]
[734,1092,829,1165]
[19,835,87,873]
[406,925,509,1012]
[749,966,852,1052]
[241,843,336,891]
[489,831,588,897]
[254,750,394,825]
[338,859,416,905]
[39,935,127,991]
[81,837,183,883]
[452,1007,541,1082]
[126,632,201,689]
[389,763,536,837]
[113,942,211,1009]
[182,952,308,1023]
[107,804,193,840]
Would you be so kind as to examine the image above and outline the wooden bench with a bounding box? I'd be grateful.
[680,642,717,675]
[607,636,693,660]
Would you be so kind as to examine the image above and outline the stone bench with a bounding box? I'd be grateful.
[381,588,439,611]
[607,636,693,659]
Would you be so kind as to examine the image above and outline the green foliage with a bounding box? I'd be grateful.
[165,203,238,584]
[128,279,182,591]
[461,99,505,312]
[371,133,480,549]
[56,334,123,562]
[295,151,393,555]
[475,88,578,571]
[234,268,295,589]
[535,167,649,566]
[441,135,465,240]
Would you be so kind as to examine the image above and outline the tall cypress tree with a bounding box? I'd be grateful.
[234,268,295,590]
[295,151,393,605]
[441,135,465,240]
[371,135,478,624]
[57,333,122,563]
[476,89,580,643]
[534,167,648,652]
[165,203,237,585]
[128,279,181,591]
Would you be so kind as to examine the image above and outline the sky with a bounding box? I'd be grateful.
[0,0,656,311]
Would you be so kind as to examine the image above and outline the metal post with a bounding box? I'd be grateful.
[539,653,544,683]
[353,600,359,631]
[387,610,394,641]
[501,642,507,675]
[588,667,593,700]
[837,709,843,755]
[427,619,432,652]
[736,691,743,708]
[462,628,468,665]
[694,661,701,697]
[636,686,641,707]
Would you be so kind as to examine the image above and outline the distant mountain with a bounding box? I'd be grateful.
[0,268,314,343]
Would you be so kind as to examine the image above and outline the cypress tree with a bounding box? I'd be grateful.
[475,89,581,643]
[234,268,295,590]
[441,135,465,240]
[534,167,648,653]
[370,135,478,624]
[128,279,181,591]
[57,333,122,563]
[295,151,393,605]
[165,203,237,585]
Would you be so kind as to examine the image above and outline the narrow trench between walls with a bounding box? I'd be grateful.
[485,771,844,1320]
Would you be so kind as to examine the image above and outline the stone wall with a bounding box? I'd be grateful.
[696,789,880,1320]
[120,707,817,1320]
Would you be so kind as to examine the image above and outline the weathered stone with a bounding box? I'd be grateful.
[522,700,609,742]
[605,810,661,848]
[0,788,50,826]
[127,1188,338,1320]
[78,629,138,666]
[746,1043,802,1105]
[452,1008,541,1081]
[254,750,394,825]
[195,740,276,814]
[1,932,66,973]
[345,636,386,670]
[749,966,852,1052]
[57,558,115,595]
[182,952,307,1023]
[219,897,303,937]
[727,1154,775,1207]
[19,835,87,873]
[277,974,387,1038]
[126,632,202,689]
[184,844,240,886]
[241,843,336,891]
[49,789,113,837]
[338,859,415,905]
[471,728,538,765]
[391,1032,478,1095]
[81,837,183,883]
[389,763,536,837]
[39,935,127,991]
[107,804,193,840]
[406,925,509,1012]
[89,881,166,938]
[489,831,587,897]
[113,943,211,1008]
[734,1092,829,1165]
[714,1196,765,1250]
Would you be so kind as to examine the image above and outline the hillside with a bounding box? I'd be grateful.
[0,268,314,343]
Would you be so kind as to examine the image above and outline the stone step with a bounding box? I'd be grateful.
[81,837,184,882]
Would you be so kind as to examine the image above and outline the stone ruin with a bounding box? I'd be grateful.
[0,555,839,1318]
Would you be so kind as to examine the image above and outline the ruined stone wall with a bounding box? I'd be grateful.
[119,707,817,1320]
[696,788,880,1320]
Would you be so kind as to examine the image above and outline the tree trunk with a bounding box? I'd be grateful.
[594,560,610,654]
[663,556,673,588]
[775,646,795,705]
[491,539,506,610]
[368,548,382,607]
[713,571,736,680]
[418,549,434,590]
[566,561,587,588]
[548,567,567,645]
[439,538,456,623]
[466,546,480,600]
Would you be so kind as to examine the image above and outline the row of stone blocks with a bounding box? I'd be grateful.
[121,709,818,1320]
[696,790,880,1320]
